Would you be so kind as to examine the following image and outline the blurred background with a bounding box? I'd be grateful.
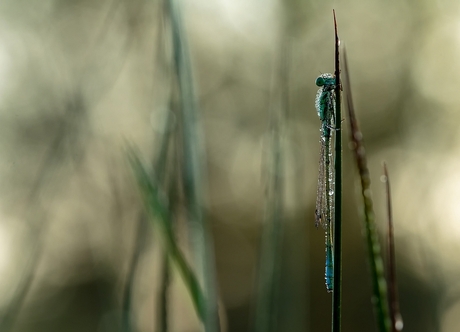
[0,0,458,331]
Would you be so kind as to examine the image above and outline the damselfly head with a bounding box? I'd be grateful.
[315,73,335,87]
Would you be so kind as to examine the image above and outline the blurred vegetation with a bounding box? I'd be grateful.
[0,0,458,331]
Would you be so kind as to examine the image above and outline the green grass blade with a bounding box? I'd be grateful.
[122,109,175,332]
[332,9,343,332]
[165,0,220,330]
[128,149,206,322]
[157,255,170,332]
[342,48,391,332]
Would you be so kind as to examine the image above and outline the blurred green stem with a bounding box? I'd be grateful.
[129,151,206,321]
[343,48,391,332]
[254,39,289,332]
[164,0,219,330]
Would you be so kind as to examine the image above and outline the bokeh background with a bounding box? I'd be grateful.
[0,0,458,331]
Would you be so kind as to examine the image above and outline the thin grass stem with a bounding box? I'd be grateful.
[128,150,206,321]
[343,48,391,332]
[383,163,403,332]
[253,39,289,332]
[332,9,343,332]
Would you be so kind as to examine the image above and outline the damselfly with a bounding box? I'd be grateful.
[314,73,336,292]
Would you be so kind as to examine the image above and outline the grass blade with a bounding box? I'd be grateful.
[332,9,343,332]
[253,40,289,332]
[383,163,404,332]
[342,48,391,332]
[164,0,220,330]
[157,254,170,332]
[122,107,175,332]
[128,149,206,322]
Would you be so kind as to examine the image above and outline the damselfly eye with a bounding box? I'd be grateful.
[316,76,325,87]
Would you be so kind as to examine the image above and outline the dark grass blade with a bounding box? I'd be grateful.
[128,149,206,322]
[157,255,170,332]
[342,48,391,332]
[383,163,404,332]
[332,9,343,332]
[155,109,178,332]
